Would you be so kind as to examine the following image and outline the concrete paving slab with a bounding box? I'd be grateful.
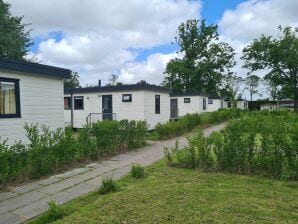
[12,196,55,222]
[36,183,70,195]
[0,192,17,202]
[35,177,60,186]
[11,182,41,195]
[0,212,22,224]
[0,191,48,213]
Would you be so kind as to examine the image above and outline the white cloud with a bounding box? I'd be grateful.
[218,0,298,99]
[119,52,181,85]
[219,0,298,44]
[6,0,200,85]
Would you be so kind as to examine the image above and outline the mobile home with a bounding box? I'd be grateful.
[169,93,209,119]
[64,83,171,129]
[0,58,71,144]
[207,96,226,112]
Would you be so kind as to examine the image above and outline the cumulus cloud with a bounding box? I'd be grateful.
[219,0,298,44]
[119,52,182,85]
[6,0,200,85]
[218,0,298,98]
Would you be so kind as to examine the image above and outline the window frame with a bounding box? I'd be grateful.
[203,97,206,111]
[0,77,21,119]
[122,94,132,102]
[64,97,72,110]
[184,98,191,103]
[208,99,213,104]
[155,95,160,114]
[74,96,84,110]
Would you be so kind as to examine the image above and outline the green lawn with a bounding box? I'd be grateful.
[35,161,298,224]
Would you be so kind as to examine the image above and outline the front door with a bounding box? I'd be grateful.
[102,95,113,120]
[170,98,178,119]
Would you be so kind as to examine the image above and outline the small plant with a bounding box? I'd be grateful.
[131,164,145,179]
[31,201,68,224]
[98,177,117,195]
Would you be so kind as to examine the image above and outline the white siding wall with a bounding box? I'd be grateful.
[0,70,64,144]
[237,101,246,109]
[208,99,223,112]
[65,90,170,129]
[171,96,208,117]
[144,91,170,129]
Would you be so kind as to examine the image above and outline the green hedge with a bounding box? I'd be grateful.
[0,120,147,185]
[166,110,298,180]
[155,108,242,139]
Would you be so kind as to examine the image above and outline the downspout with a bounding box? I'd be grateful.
[71,91,74,129]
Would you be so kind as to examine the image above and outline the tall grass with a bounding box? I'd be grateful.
[165,110,298,180]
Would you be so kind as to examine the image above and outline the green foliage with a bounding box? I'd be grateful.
[64,72,81,89]
[166,110,298,180]
[98,177,117,195]
[0,120,147,185]
[242,26,298,111]
[0,0,32,59]
[162,19,235,95]
[131,164,145,179]
[155,108,241,139]
[245,75,260,101]
[31,201,69,224]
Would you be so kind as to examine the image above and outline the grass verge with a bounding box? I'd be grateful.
[30,160,298,224]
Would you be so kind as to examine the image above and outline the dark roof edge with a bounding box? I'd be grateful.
[65,84,172,94]
[0,58,71,79]
[170,92,209,97]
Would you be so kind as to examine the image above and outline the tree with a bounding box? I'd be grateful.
[245,75,260,101]
[263,72,280,101]
[109,74,118,86]
[220,72,244,100]
[162,19,235,95]
[242,26,298,111]
[0,1,32,59]
[64,72,81,89]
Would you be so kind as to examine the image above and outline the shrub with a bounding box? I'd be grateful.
[0,119,148,185]
[98,177,117,195]
[166,110,298,180]
[155,109,242,140]
[131,164,145,179]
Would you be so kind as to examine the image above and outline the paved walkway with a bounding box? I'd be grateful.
[0,123,225,224]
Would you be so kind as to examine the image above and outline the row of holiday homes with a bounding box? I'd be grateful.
[0,58,246,144]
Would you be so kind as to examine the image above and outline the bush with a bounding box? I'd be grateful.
[166,110,298,180]
[0,119,148,185]
[131,164,145,179]
[98,177,117,195]
[156,109,242,139]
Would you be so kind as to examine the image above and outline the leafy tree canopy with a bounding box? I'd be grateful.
[64,72,81,89]
[242,26,298,111]
[162,19,235,96]
[0,0,32,59]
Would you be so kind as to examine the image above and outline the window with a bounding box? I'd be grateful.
[203,98,206,110]
[155,95,160,114]
[64,97,71,110]
[122,94,132,102]
[74,96,84,110]
[0,77,20,118]
[184,98,191,103]
[208,99,213,104]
